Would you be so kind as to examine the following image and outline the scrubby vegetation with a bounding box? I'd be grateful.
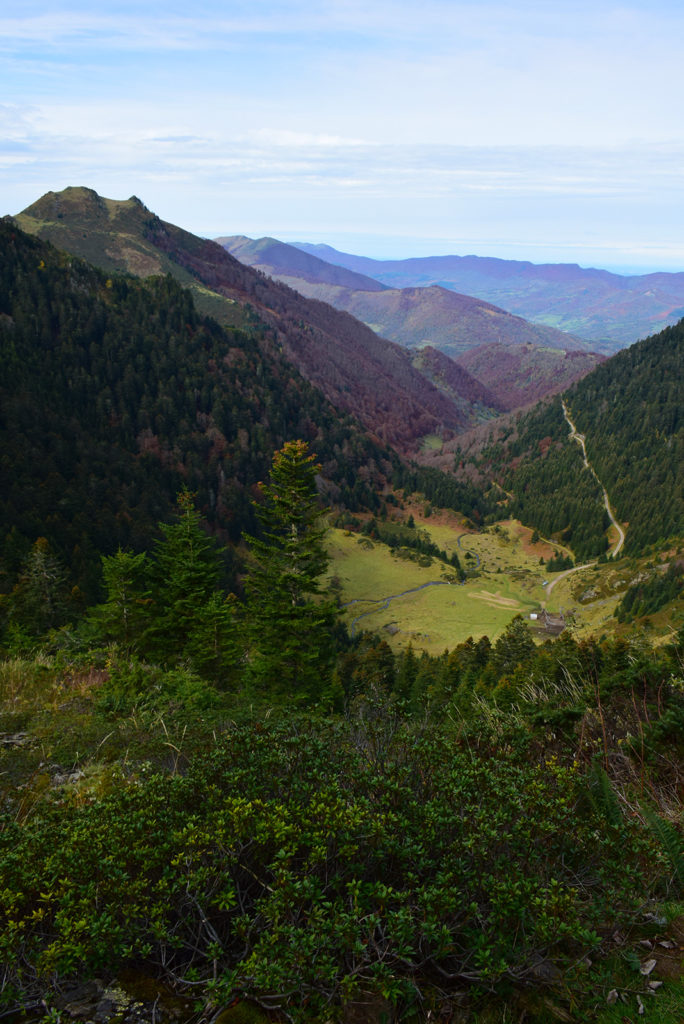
[2,215,684,1024]
[2,619,684,1022]
[2,451,684,1022]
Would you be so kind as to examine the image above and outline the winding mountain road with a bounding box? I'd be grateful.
[561,399,625,558]
[544,561,595,596]
[540,402,626,602]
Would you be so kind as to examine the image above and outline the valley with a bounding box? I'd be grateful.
[4,0,684,1016]
[327,518,543,654]
[1,190,683,1024]
[326,510,678,655]
[2,190,681,671]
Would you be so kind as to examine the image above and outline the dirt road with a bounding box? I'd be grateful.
[561,399,625,558]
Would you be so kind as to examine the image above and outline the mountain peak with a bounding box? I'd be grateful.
[18,186,153,228]
[14,186,169,277]
[20,185,107,222]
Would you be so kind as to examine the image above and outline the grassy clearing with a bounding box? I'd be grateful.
[325,522,546,654]
[189,284,249,327]
[326,512,684,652]
[419,434,444,453]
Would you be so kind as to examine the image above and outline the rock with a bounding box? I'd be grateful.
[606,989,619,1005]
[0,732,31,747]
[640,958,657,976]
[60,980,100,1017]
[52,769,85,786]
[528,955,562,982]
[643,912,667,925]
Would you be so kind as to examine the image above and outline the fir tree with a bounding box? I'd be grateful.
[88,549,148,650]
[144,491,227,667]
[4,538,70,643]
[244,440,337,699]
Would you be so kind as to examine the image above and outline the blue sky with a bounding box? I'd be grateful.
[2,1,684,270]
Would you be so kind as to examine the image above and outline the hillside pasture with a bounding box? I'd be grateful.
[325,522,546,654]
[325,513,680,653]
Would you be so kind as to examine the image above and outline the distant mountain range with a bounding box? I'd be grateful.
[218,235,595,358]
[291,242,684,349]
[218,234,605,407]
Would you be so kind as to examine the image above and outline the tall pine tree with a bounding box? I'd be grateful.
[244,440,337,699]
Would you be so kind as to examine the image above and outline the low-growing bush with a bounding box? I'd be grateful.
[0,714,657,1021]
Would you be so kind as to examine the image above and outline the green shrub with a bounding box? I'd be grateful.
[96,654,221,715]
[0,716,655,1020]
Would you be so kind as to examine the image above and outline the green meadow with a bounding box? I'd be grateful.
[326,508,684,652]
[325,515,550,654]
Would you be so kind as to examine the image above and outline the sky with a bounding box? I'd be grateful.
[2,1,684,271]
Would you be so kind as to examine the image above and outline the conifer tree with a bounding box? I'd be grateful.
[186,591,243,685]
[492,615,536,675]
[88,548,148,650]
[144,491,228,668]
[4,538,70,642]
[244,440,336,698]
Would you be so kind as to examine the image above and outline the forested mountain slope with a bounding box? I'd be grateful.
[13,188,498,449]
[408,345,504,415]
[462,319,684,558]
[563,319,683,553]
[454,343,607,412]
[0,222,395,597]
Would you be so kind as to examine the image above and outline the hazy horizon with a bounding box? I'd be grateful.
[230,231,682,277]
[4,2,684,275]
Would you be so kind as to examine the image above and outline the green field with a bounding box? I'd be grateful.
[326,507,684,652]
[325,516,550,654]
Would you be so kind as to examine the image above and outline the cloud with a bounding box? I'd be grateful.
[3,2,684,268]
[4,98,683,204]
[3,3,684,149]
[246,128,368,148]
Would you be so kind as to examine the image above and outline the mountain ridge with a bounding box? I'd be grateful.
[293,242,684,348]
[13,187,501,452]
[218,232,605,406]
[218,233,593,356]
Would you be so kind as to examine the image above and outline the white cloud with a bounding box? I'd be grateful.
[246,128,368,148]
[2,2,684,268]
